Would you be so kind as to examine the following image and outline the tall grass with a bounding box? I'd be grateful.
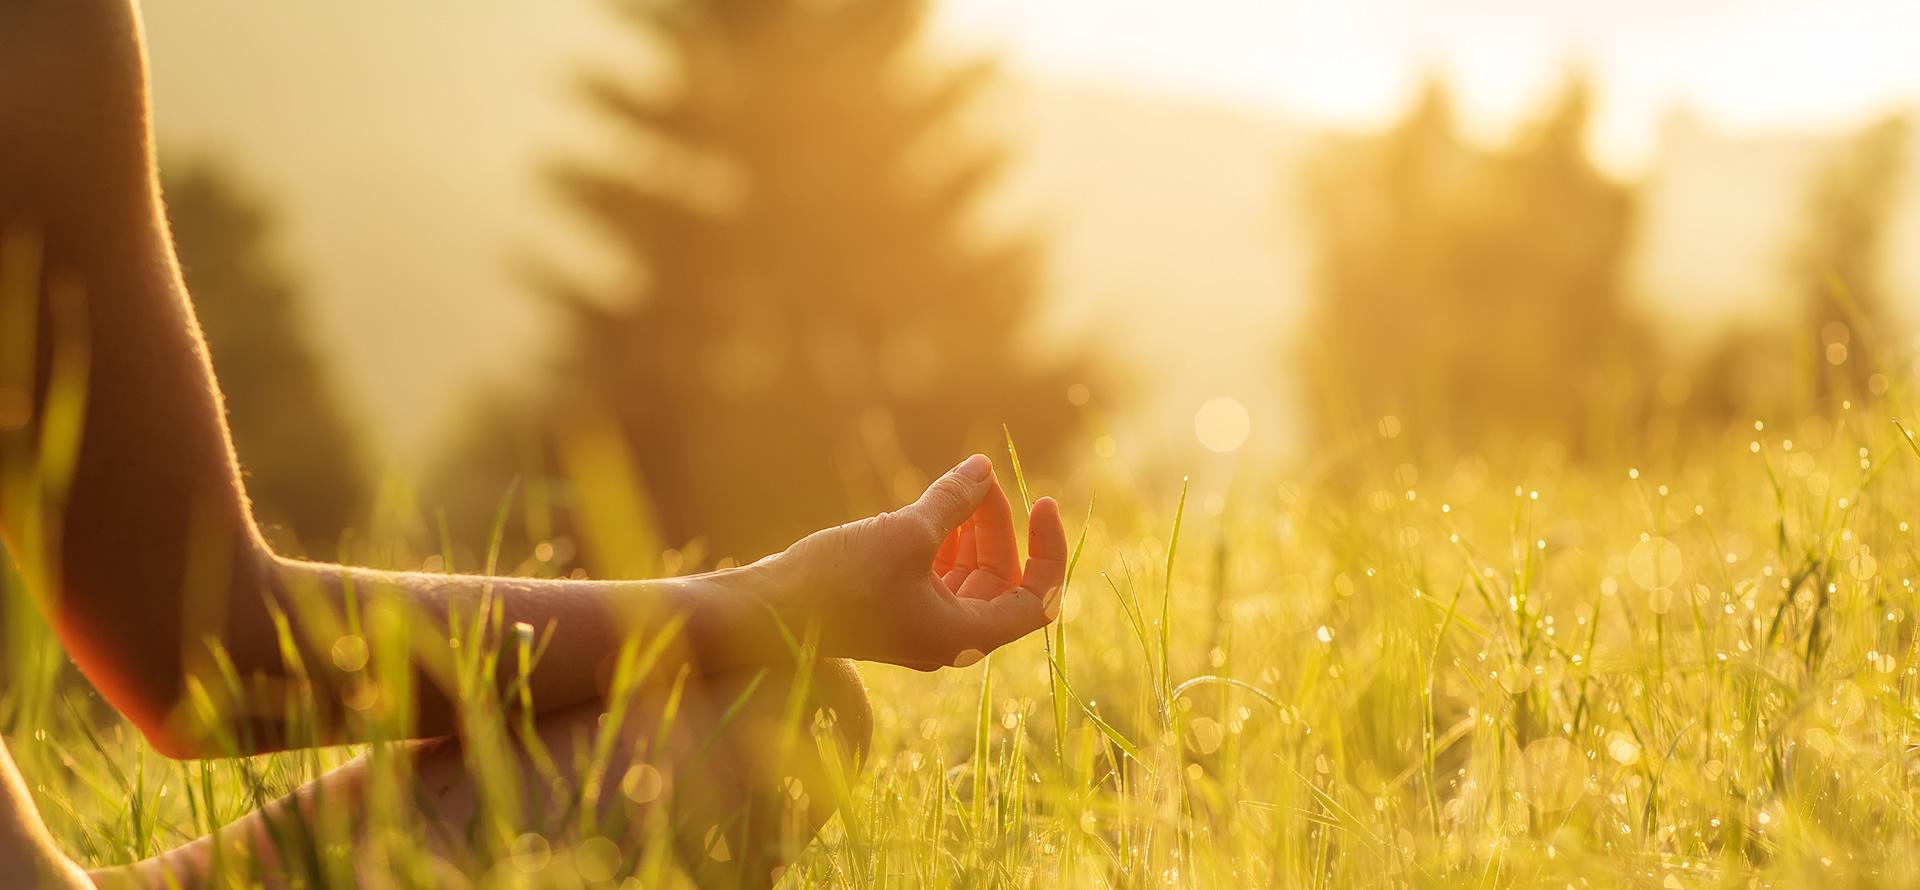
[12,395,1920,886]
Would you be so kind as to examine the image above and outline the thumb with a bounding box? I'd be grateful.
[904,454,993,544]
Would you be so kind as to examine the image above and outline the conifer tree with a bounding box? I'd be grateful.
[457,0,1092,561]
[1695,114,1910,420]
[1295,79,1652,456]
[1794,114,1909,403]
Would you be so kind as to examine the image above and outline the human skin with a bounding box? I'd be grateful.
[0,0,1067,885]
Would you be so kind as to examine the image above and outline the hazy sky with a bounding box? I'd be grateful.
[137,2,1920,465]
[937,0,1920,171]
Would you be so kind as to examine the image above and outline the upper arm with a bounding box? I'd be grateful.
[0,0,271,752]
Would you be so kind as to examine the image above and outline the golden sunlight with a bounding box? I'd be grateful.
[7,1,1920,885]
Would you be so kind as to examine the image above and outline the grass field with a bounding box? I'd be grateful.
[10,405,1920,888]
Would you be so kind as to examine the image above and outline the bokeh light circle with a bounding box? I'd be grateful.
[1194,397,1250,453]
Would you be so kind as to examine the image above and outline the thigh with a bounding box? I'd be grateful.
[95,658,870,888]
[399,656,870,886]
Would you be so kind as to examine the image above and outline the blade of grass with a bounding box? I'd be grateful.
[1160,477,1189,720]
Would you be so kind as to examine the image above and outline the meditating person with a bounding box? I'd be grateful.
[0,0,1066,886]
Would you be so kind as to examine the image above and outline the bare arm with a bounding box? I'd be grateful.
[0,0,1061,760]
[0,0,743,756]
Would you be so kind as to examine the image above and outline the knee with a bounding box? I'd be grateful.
[809,658,871,766]
[713,657,870,779]
[671,659,868,885]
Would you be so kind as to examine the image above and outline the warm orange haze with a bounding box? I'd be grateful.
[4,0,1920,886]
[136,1,1920,469]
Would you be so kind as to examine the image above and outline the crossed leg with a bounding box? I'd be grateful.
[6,659,870,889]
[0,736,94,888]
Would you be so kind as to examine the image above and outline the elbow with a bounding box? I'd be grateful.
[87,677,206,760]
[134,720,206,762]
[117,682,253,761]
[97,663,209,759]
[53,540,280,762]
[118,678,285,761]
[47,627,201,758]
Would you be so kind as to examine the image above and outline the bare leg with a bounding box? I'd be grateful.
[0,737,93,889]
[83,659,870,889]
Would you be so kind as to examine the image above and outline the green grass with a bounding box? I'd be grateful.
[12,402,1920,887]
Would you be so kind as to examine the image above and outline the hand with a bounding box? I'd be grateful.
[735,454,1067,670]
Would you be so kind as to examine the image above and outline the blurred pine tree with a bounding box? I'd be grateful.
[1295,78,1656,458]
[1695,114,1911,421]
[164,162,370,552]
[1793,114,1909,404]
[441,0,1093,564]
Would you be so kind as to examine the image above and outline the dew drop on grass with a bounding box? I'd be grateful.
[1498,664,1533,694]
[1629,537,1683,590]
[622,763,664,804]
[1805,728,1836,757]
[574,837,621,884]
[510,833,552,873]
[1606,732,1641,765]
[1851,550,1878,581]
[704,826,733,862]
[1188,717,1224,755]
[1521,737,1588,811]
[330,634,369,673]
[341,679,379,712]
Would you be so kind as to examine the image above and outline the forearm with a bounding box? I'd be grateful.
[210,557,783,753]
[33,516,784,759]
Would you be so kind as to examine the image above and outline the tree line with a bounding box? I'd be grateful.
[78,1,1912,566]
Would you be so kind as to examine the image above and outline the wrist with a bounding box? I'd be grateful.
[672,561,789,671]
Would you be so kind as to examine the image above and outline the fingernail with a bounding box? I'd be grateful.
[955,454,990,482]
